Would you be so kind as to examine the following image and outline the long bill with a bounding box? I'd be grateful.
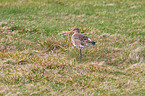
[66,30,74,34]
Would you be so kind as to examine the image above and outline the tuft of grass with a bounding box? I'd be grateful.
[38,35,71,52]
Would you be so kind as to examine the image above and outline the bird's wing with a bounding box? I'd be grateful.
[73,34,90,46]
[78,34,94,45]
[72,33,95,49]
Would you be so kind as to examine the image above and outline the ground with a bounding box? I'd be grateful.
[0,0,145,95]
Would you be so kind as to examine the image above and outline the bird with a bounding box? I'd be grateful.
[65,27,95,62]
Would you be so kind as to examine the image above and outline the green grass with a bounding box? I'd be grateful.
[0,0,145,95]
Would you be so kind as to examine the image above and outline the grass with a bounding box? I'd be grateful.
[0,0,145,95]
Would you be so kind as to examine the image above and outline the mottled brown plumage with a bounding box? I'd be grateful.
[71,27,95,49]
[66,27,95,62]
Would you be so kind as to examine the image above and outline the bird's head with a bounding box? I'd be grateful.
[73,27,80,33]
[66,27,80,34]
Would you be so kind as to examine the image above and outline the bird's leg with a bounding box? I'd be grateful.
[80,49,82,62]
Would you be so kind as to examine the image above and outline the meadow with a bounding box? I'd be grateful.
[0,0,145,95]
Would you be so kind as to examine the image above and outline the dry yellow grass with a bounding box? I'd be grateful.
[0,0,145,95]
[0,26,144,95]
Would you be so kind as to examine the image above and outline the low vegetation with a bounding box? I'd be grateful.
[0,0,145,95]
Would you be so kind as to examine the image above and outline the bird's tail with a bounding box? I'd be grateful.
[87,38,95,45]
[91,41,95,45]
